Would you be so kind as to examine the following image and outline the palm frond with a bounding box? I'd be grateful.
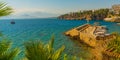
[0,40,11,56]
[52,45,65,60]
[0,2,13,17]
[107,33,120,53]
[24,36,65,60]
[1,48,20,60]
[0,40,20,60]
[47,35,54,54]
[64,54,68,60]
[24,41,48,60]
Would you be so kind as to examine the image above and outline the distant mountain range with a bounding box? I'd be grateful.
[0,12,59,19]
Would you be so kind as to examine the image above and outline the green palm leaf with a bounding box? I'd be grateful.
[0,2,13,17]
[64,54,68,60]
[52,45,65,60]
[24,36,65,60]
[1,48,20,60]
[0,40,20,60]
[0,40,11,56]
[47,35,54,54]
[24,41,48,60]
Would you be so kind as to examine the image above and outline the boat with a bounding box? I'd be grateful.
[11,20,15,24]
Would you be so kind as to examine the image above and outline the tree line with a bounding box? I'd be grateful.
[58,8,120,20]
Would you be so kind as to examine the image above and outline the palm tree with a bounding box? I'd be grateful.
[24,36,65,60]
[0,2,13,17]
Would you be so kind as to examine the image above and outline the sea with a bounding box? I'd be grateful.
[0,18,120,59]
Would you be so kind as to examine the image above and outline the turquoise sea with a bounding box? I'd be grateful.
[0,18,120,59]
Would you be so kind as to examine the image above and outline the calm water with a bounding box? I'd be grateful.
[0,18,120,59]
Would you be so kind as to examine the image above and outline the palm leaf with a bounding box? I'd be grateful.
[47,35,54,54]
[72,56,76,60]
[64,54,68,60]
[52,45,65,60]
[0,2,13,17]
[0,40,20,60]
[24,36,66,60]
[0,40,11,56]
[1,48,20,60]
[24,41,48,60]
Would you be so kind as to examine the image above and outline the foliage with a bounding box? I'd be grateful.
[107,33,120,53]
[64,54,77,60]
[0,2,13,17]
[24,36,65,60]
[64,54,83,60]
[24,36,83,60]
[0,2,20,60]
[58,8,115,20]
[0,40,20,60]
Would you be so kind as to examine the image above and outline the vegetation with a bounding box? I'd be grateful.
[107,33,120,54]
[1,34,120,60]
[0,32,20,60]
[58,8,120,20]
[24,36,65,60]
[0,2,13,17]
[0,40,20,60]
[0,2,19,60]
[24,36,83,60]
[58,8,109,20]
[0,35,83,60]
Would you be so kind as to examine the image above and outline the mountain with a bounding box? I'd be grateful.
[0,12,59,19]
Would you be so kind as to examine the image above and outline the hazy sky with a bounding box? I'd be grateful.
[1,0,120,18]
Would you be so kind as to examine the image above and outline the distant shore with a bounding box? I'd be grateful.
[58,4,120,22]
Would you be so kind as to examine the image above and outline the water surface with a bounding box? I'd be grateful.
[0,18,119,59]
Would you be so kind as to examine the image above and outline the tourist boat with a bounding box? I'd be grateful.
[11,20,15,24]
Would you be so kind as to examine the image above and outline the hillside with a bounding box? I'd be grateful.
[58,4,120,21]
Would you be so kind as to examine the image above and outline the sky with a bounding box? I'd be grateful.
[0,0,120,19]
